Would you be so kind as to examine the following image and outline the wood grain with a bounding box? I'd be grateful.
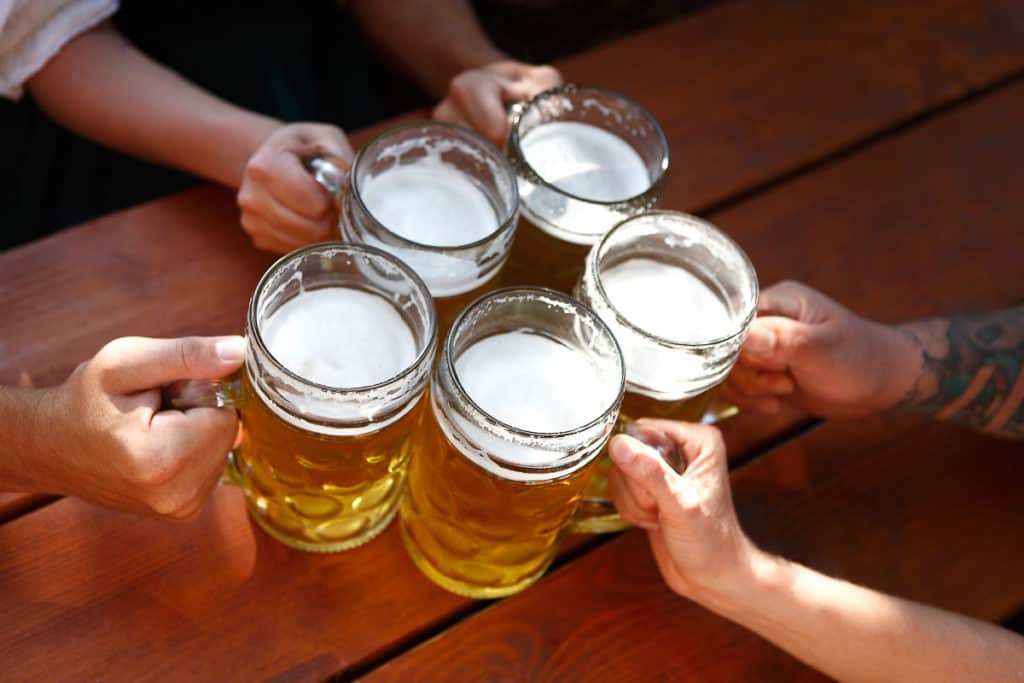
[558,0,1024,213]
[364,415,1024,681]
[0,73,1020,682]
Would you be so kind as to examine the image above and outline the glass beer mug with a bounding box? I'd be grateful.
[167,243,436,552]
[309,122,519,336]
[399,288,626,598]
[575,211,759,530]
[503,85,670,294]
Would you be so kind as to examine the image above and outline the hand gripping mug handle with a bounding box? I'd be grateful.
[564,421,684,534]
[304,155,351,202]
[161,374,246,486]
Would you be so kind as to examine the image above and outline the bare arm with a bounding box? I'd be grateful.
[25,20,353,252]
[608,421,1024,683]
[348,0,561,144]
[723,282,1024,439]
[27,21,279,189]
[708,551,1024,683]
[348,0,505,99]
[0,337,243,518]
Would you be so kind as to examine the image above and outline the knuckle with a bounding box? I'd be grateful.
[448,74,473,102]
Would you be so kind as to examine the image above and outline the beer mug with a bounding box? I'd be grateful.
[575,211,759,529]
[503,85,670,294]
[309,122,519,335]
[399,288,626,598]
[167,243,437,552]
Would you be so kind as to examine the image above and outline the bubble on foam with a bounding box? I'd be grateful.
[261,288,416,388]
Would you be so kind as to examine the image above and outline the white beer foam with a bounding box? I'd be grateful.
[456,330,607,435]
[601,257,734,343]
[521,121,650,202]
[262,287,416,388]
[361,156,499,247]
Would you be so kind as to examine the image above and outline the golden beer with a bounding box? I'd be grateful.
[225,244,436,552]
[234,371,424,551]
[577,212,759,516]
[339,122,519,337]
[503,86,670,294]
[399,288,625,597]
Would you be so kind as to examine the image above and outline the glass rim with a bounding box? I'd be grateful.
[591,210,760,349]
[248,241,438,394]
[349,120,520,253]
[444,286,626,441]
[508,84,671,207]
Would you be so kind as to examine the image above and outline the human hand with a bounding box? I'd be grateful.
[719,281,921,418]
[43,336,245,519]
[433,60,562,145]
[607,419,755,599]
[237,123,353,252]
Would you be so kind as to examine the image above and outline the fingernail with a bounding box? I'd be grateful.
[215,337,246,363]
[744,329,775,358]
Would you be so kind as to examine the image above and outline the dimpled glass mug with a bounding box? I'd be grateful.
[502,84,670,294]
[308,122,519,336]
[399,287,626,598]
[575,211,759,531]
[166,243,437,552]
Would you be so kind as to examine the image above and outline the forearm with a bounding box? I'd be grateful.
[698,550,1024,683]
[26,22,280,189]
[896,306,1024,438]
[0,386,60,493]
[348,0,506,98]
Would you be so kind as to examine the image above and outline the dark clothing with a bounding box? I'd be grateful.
[0,0,422,250]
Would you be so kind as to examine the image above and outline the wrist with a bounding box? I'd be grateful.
[874,321,925,412]
[696,545,791,620]
[204,110,281,189]
[682,536,771,612]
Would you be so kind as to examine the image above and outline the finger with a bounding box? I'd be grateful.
[239,185,333,247]
[718,383,783,415]
[149,407,238,518]
[629,419,727,474]
[607,433,683,511]
[241,217,307,254]
[739,316,809,371]
[447,72,509,144]
[98,336,245,394]
[432,98,468,126]
[726,364,795,398]
[757,280,813,319]
[498,65,562,101]
[606,465,659,530]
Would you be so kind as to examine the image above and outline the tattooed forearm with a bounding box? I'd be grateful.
[898,306,1024,439]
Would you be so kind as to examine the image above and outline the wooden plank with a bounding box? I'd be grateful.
[364,415,1024,681]
[559,0,1024,212]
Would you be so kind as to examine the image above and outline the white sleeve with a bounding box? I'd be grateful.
[0,0,119,101]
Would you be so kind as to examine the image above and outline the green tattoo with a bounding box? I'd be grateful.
[900,306,1024,439]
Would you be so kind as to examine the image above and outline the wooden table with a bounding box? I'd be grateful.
[2,1,1023,680]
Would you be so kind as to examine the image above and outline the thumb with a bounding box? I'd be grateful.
[608,434,683,513]
[99,336,245,394]
[739,316,811,372]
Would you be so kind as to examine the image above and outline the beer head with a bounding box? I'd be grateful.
[343,122,519,298]
[578,211,759,400]
[434,287,625,482]
[248,243,437,434]
[507,85,669,245]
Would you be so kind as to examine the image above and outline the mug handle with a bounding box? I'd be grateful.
[304,155,351,201]
[161,374,245,486]
[565,421,684,534]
